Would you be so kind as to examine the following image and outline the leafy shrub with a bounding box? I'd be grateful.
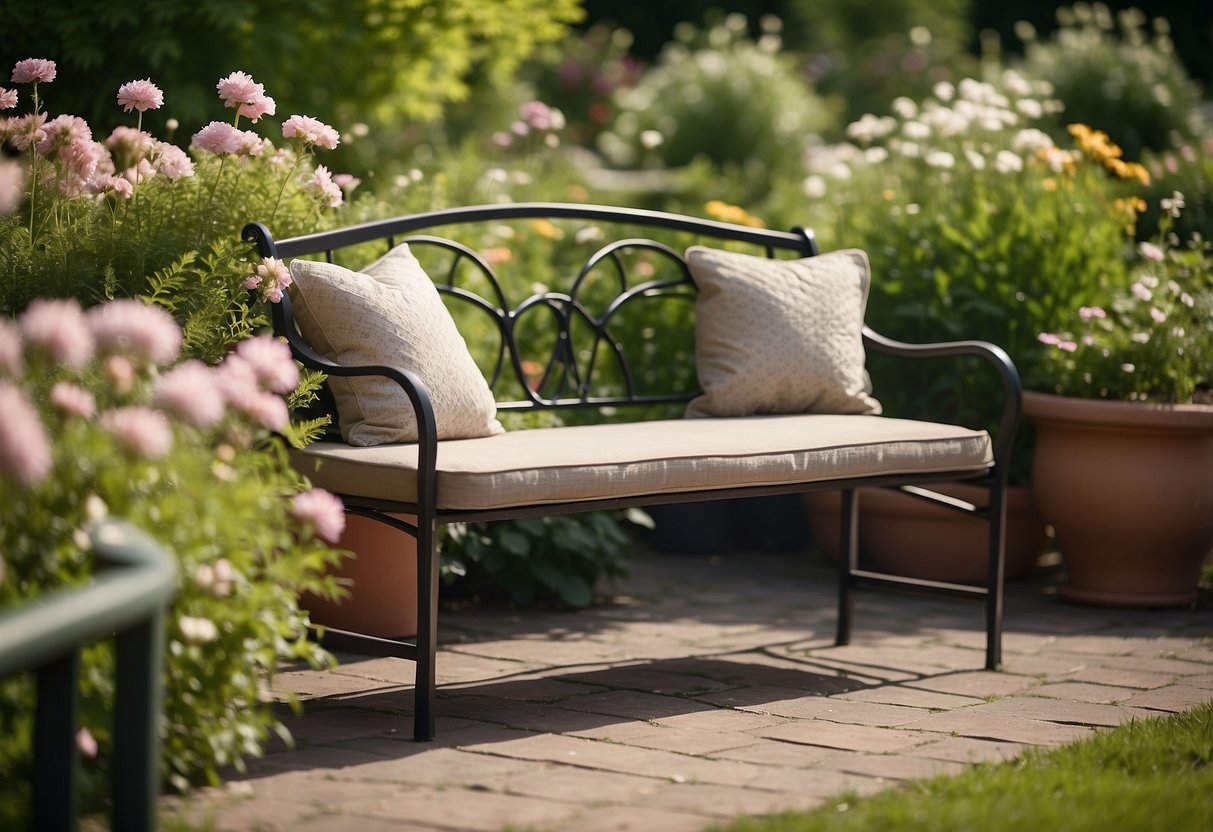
[1033,197,1213,402]
[441,511,642,608]
[596,14,834,199]
[0,301,347,822]
[1013,3,1206,161]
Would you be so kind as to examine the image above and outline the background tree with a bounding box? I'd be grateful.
[0,0,583,138]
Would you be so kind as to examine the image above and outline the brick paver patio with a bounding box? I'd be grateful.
[164,544,1213,831]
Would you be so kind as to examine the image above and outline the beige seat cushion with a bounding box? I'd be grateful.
[288,244,504,445]
[291,414,992,511]
[685,246,882,418]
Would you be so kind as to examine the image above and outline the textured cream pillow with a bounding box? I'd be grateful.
[685,246,881,418]
[288,244,504,446]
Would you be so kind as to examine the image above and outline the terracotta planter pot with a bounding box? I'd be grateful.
[1024,391,1213,607]
[300,513,418,638]
[802,484,1047,583]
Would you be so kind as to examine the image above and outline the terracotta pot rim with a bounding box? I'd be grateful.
[1023,390,1213,431]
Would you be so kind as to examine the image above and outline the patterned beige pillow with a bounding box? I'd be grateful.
[685,246,881,418]
[288,245,504,446]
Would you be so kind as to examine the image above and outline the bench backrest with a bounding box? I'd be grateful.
[243,202,819,419]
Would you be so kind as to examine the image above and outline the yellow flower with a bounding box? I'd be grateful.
[1042,178,1058,192]
[882,189,896,201]
[704,199,765,228]
[529,218,564,240]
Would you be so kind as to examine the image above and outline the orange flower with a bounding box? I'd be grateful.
[530,218,564,239]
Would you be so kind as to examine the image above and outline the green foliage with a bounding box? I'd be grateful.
[596,14,835,201]
[0,0,583,138]
[440,511,642,608]
[1013,2,1206,161]
[0,302,349,825]
[764,74,1147,429]
[783,0,980,127]
[1032,202,1213,402]
[713,701,1213,832]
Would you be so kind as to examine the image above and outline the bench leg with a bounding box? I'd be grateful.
[984,479,1008,670]
[414,516,438,741]
[834,488,859,647]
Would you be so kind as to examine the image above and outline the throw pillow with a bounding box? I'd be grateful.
[288,244,504,445]
[684,246,881,418]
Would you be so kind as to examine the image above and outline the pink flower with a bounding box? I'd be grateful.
[281,115,340,150]
[7,112,46,151]
[192,121,244,155]
[120,158,156,186]
[54,138,104,196]
[291,488,346,543]
[105,355,136,393]
[108,175,134,199]
[1058,340,1078,352]
[216,71,264,107]
[116,79,164,113]
[1139,242,1164,262]
[51,382,96,419]
[237,95,276,123]
[0,318,22,375]
[35,114,91,158]
[1150,307,1167,324]
[0,159,24,215]
[1078,306,1107,321]
[237,130,267,157]
[106,126,155,169]
[20,298,95,369]
[0,381,52,487]
[87,299,182,366]
[251,257,292,302]
[154,142,194,180]
[1037,332,1062,346]
[154,360,227,428]
[332,173,361,193]
[12,58,56,85]
[100,406,173,459]
[215,356,289,430]
[240,390,289,431]
[0,88,15,109]
[1131,282,1153,302]
[76,728,98,759]
[492,131,512,147]
[307,164,343,208]
[234,334,299,393]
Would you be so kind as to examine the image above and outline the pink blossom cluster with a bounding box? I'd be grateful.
[217,71,276,123]
[290,488,346,543]
[1037,331,1078,352]
[116,79,163,114]
[281,114,340,150]
[493,100,566,147]
[0,298,317,493]
[12,58,56,85]
[0,88,16,109]
[306,165,343,208]
[244,256,293,302]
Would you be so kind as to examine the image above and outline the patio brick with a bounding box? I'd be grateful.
[168,547,1213,831]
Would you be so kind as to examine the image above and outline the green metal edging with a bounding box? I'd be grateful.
[0,519,177,832]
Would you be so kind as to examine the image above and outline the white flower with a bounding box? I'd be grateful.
[1131,282,1153,301]
[179,615,218,644]
[994,150,1023,174]
[803,175,826,198]
[1016,98,1044,119]
[891,97,918,119]
[845,113,897,144]
[863,146,889,164]
[639,129,664,149]
[964,149,986,170]
[933,81,955,102]
[926,150,955,169]
[902,121,931,141]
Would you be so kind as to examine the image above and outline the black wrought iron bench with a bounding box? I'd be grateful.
[243,202,1021,741]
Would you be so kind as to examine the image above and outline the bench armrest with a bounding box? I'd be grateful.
[862,325,1022,472]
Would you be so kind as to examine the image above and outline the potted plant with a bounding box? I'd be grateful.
[1026,192,1213,606]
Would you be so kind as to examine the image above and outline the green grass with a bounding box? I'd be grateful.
[715,702,1213,832]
